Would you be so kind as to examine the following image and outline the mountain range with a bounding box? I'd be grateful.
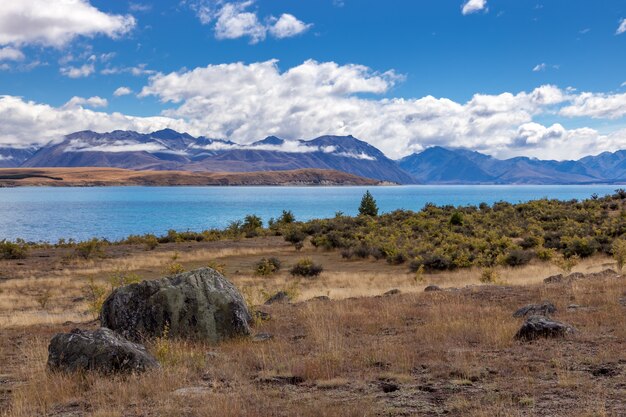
[2,129,626,184]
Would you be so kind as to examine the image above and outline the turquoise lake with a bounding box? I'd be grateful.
[0,185,620,242]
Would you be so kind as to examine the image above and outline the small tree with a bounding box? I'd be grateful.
[612,239,626,272]
[358,190,379,216]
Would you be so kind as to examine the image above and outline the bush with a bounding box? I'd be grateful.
[290,258,323,277]
[503,249,534,267]
[0,239,28,260]
[74,238,106,259]
[480,267,500,284]
[283,227,307,249]
[255,257,281,276]
[242,215,263,238]
[420,253,453,271]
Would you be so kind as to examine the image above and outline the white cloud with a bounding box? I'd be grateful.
[63,96,108,109]
[462,0,488,15]
[0,0,135,48]
[0,95,188,147]
[189,1,311,43]
[269,14,312,39]
[101,64,155,76]
[0,47,24,61]
[60,63,95,78]
[137,60,580,159]
[617,18,626,35]
[560,91,626,119]
[3,59,626,161]
[214,1,266,43]
[65,139,166,153]
[533,63,546,72]
[113,87,133,97]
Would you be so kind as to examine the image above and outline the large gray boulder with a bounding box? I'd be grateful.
[47,328,158,373]
[514,315,576,341]
[101,268,251,343]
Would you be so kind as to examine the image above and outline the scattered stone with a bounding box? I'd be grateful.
[378,381,400,393]
[47,328,159,374]
[544,269,620,284]
[591,364,620,377]
[424,285,442,292]
[543,274,564,284]
[253,310,271,321]
[252,332,273,342]
[514,315,576,341]
[100,267,251,343]
[205,351,220,360]
[567,304,582,310]
[173,386,212,396]
[257,374,304,385]
[513,301,557,318]
[71,297,85,303]
[384,289,401,296]
[264,291,291,305]
[310,295,330,302]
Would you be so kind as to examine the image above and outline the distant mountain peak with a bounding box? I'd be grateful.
[252,136,285,146]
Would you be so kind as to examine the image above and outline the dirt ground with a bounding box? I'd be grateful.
[1,238,625,416]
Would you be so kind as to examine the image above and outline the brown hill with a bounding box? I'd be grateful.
[0,168,384,187]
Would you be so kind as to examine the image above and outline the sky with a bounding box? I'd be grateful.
[0,0,625,160]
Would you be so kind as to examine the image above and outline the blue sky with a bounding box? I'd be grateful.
[0,0,625,160]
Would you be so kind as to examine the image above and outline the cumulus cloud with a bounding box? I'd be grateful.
[214,1,266,43]
[113,87,133,97]
[188,0,311,43]
[0,95,188,147]
[0,0,135,48]
[559,91,626,119]
[269,14,312,39]
[617,18,626,35]
[135,60,586,158]
[60,63,95,78]
[0,47,25,61]
[63,96,108,109]
[462,0,488,15]
[3,59,626,160]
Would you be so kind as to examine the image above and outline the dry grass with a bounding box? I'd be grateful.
[1,239,626,416]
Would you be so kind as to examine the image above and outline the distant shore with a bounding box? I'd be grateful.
[0,167,387,187]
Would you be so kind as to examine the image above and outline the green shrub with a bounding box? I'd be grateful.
[480,267,500,284]
[255,257,282,276]
[0,239,28,260]
[74,238,106,259]
[290,258,323,278]
[503,249,534,267]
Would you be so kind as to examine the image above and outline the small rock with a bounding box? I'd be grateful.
[424,285,442,292]
[253,310,271,321]
[174,386,211,396]
[257,374,304,385]
[310,295,330,302]
[513,301,557,318]
[252,332,273,342]
[206,351,220,360]
[514,315,576,341]
[264,291,291,305]
[378,381,399,393]
[384,289,401,296]
[47,328,159,374]
[591,364,620,377]
[543,274,564,284]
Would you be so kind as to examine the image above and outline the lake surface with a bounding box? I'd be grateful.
[0,185,620,242]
